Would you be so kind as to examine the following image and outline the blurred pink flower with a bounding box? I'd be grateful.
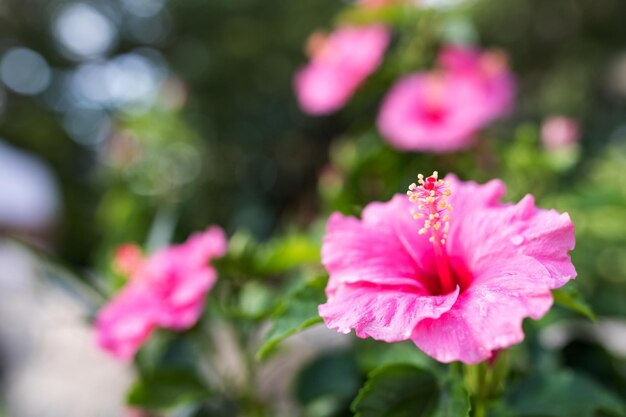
[96,226,227,361]
[377,73,486,152]
[541,116,580,150]
[377,45,515,153]
[95,287,159,360]
[319,172,575,364]
[438,45,515,120]
[294,25,390,115]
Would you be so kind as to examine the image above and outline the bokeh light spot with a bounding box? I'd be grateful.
[104,52,163,107]
[53,3,116,59]
[0,48,51,95]
[121,0,166,17]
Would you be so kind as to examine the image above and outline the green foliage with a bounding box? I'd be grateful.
[297,351,363,417]
[355,339,436,372]
[6,0,626,415]
[486,401,517,417]
[218,231,321,279]
[254,233,321,275]
[352,364,470,417]
[337,4,418,26]
[127,368,212,411]
[256,275,327,360]
[552,285,596,321]
[237,280,275,319]
[352,365,439,417]
[435,367,471,417]
[506,370,625,417]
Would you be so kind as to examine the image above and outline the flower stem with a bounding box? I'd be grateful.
[474,401,487,417]
[463,350,510,417]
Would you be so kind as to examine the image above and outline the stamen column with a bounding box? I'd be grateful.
[407,171,456,294]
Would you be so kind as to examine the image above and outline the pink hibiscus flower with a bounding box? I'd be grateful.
[438,45,515,121]
[377,45,515,153]
[294,25,390,115]
[96,226,227,360]
[319,172,575,363]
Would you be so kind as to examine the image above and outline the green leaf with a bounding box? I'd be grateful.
[256,275,327,360]
[356,339,435,372]
[254,234,321,275]
[486,401,517,417]
[553,285,596,321]
[127,368,211,410]
[296,351,362,410]
[352,364,440,417]
[237,281,274,319]
[507,370,625,417]
[435,366,471,417]
[337,4,417,26]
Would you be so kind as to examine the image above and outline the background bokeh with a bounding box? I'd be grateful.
[0,0,341,259]
[1,0,626,416]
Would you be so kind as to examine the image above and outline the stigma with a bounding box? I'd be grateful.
[407,171,452,245]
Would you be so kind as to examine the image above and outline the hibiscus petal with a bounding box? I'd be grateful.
[158,268,217,330]
[378,74,484,153]
[294,25,389,115]
[322,208,429,292]
[184,226,228,265]
[506,198,576,287]
[361,195,437,276]
[446,174,506,210]
[294,64,355,114]
[320,282,459,342]
[95,288,159,361]
[411,311,487,364]
[447,178,576,289]
[412,256,553,364]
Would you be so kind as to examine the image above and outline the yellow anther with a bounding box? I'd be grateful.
[407,170,453,247]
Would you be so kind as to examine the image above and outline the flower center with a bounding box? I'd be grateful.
[407,171,456,294]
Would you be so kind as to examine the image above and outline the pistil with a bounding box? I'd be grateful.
[407,171,456,294]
